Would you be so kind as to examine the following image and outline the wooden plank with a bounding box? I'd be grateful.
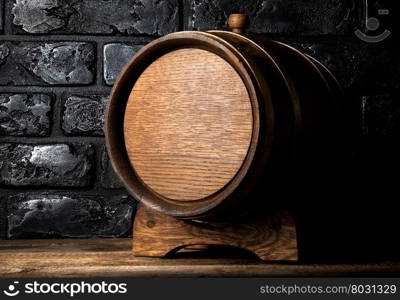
[132,205,298,261]
[1,239,400,278]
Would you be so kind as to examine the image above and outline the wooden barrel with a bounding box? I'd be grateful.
[105,15,343,221]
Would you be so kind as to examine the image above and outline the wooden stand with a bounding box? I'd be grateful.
[132,205,298,261]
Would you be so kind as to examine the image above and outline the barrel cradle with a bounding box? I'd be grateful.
[105,14,343,260]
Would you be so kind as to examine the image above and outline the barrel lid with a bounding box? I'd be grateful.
[105,31,262,219]
[124,48,253,202]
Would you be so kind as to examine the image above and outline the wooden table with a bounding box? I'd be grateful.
[1,239,399,278]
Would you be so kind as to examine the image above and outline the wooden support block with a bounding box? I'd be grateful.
[132,205,298,261]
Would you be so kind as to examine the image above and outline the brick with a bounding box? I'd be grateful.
[104,44,143,85]
[355,94,400,195]
[101,146,124,189]
[62,96,107,136]
[0,198,5,239]
[7,193,136,238]
[0,1,3,32]
[0,143,94,187]
[282,38,399,93]
[190,0,357,34]
[0,42,95,85]
[0,94,52,136]
[362,94,400,139]
[12,0,179,35]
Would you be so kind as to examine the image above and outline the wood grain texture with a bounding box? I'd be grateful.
[2,239,400,278]
[124,48,253,201]
[132,205,298,261]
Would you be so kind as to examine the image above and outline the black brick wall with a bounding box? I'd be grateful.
[0,0,398,241]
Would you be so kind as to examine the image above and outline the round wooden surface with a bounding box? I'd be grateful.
[124,48,253,201]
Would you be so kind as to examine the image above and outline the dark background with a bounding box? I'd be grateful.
[0,0,399,260]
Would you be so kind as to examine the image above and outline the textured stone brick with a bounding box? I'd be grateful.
[362,94,400,139]
[104,44,143,85]
[101,146,123,189]
[62,96,107,136]
[190,0,357,34]
[0,42,95,85]
[0,143,94,187]
[0,198,5,239]
[7,193,136,238]
[0,1,3,33]
[355,94,400,197]
[12,0,179,35]
[0,94,52,136]
[283,38,399,92]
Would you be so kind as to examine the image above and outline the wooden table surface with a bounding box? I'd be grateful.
[1,239,399,278]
